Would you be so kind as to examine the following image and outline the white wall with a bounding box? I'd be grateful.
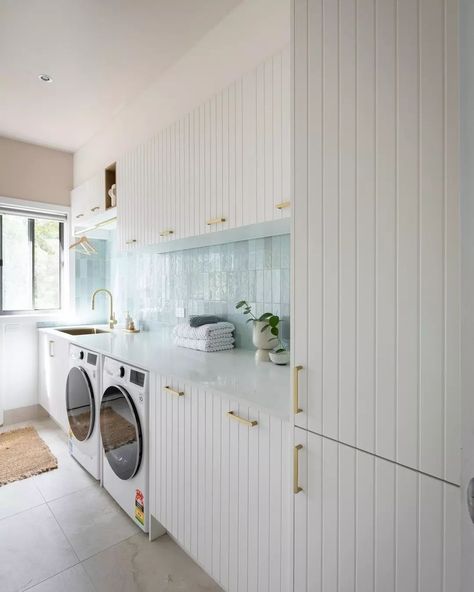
[461,0,474,588]
[73,0,290,186]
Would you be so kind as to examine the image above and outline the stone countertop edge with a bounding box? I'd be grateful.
[39,326,291,420]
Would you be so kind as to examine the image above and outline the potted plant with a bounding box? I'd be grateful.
[235,301,289,364]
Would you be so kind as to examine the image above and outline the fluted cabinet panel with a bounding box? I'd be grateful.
[150,374,291,592]
[292,0,460,485]
[116,47,291,252]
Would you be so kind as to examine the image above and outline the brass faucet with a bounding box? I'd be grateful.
[91,289,117,330]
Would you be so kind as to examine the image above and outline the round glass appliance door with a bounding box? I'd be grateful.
[66,366,95,442]
[100,385,142,480]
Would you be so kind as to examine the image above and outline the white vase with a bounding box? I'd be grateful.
[252,320,275,362]
[269,350,290,365]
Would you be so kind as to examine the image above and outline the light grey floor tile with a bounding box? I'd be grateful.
[25,564,95,592]
[0,477,45,520]
[0,504,78,592]
[33,453,97,502]
[83,533,222,592]
[49,485,138,560]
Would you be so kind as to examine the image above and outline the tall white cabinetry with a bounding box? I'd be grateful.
[292,0,461,589]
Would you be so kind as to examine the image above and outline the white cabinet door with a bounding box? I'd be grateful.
[71,172,105,225]
[292,0,460,484]
[293,428,460,592]
[38,332,70,433]
[151,374,291,592]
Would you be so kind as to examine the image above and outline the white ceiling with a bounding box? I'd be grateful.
[0,0,241,152]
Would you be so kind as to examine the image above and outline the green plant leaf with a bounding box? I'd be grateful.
[236,301,246,309]
[270,326,279,336]
[269,315,280,327]
[258,312,273,321]
[260,323,270,333]
[246,318,254,323]
[275,348,286,353]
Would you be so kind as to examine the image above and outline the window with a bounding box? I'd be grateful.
[0,209,64,314]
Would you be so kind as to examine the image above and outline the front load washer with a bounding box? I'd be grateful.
[66,345,101,480]
[100,356,149,532]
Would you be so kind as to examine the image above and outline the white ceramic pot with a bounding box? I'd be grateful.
[252,320,275,362]
[269,350,290,365]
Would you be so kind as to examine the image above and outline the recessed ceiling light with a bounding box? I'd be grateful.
[38,74,53,83]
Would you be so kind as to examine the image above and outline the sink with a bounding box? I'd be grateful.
[57,327,109,336]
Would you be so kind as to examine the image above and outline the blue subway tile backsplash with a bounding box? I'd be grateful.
[75,234,290,350]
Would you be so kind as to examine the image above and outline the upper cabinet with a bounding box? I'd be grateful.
[71,163,117,232]
[117,47,291,251]
[292,0,460,485]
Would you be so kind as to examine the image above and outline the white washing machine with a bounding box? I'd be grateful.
[66,345,101,480]
[100,356,149,532]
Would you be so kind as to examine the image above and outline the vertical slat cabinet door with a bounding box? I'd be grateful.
[293,427,460,592]
[117,151,138,252]
[292,0,460,483]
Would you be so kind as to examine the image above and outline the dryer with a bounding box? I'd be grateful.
[100,356,149,532]
[66,345,101,480]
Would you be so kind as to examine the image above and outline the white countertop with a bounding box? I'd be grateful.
[39,326,291,419]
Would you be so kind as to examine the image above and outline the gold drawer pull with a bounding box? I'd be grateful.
[75,213,84,219]
[126,239,137,245]
[227,411,258,427]
[159,229,174,237]
[293,365,303,414]
[90,206,100,212]
[207,217,226,225]
[276,200,291,210]
[164,386,184,397]
[293,444,303,494]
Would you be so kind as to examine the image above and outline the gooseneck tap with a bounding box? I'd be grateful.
[91,289,117,330]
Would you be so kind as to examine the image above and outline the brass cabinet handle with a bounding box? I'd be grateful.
[207,217,226,225]
[293,444,303,494]
[75,213,84,219]
[276,200,291,210]
[293,365,303,414]
[164,386,184,397]
[90,206,100,212]
[126,239,137,245]
[227,411,258,427]
[159,229,174,237]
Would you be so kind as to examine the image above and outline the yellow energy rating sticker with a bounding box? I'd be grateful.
[135,489,145,525]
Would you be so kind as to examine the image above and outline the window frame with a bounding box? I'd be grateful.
[0,213,65,316]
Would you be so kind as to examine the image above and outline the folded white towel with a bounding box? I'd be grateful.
[173,321,235,340]
[174,336,235,352]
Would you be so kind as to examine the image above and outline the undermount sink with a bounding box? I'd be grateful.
[57,327,109,336]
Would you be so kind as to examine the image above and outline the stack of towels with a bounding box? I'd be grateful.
[173,316,235,352]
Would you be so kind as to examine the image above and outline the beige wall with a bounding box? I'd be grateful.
[0,136,72,205]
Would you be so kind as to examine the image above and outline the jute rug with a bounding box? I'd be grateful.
[0,426,58,486]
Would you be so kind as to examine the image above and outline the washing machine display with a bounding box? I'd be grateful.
[100,385,142,481]
[66,366,95,442]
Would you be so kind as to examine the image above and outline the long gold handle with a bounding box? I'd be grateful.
[276,200,291,210]
[126,239,137,245]
[90,206,100,212]
[159,229,174,237]
[164,386,184,397]
[293,444,303,494]
[227,411,258,428]
[293,365,303,414]
[207,217,226,225]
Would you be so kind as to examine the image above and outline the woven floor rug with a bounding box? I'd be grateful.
[0,426,58,486]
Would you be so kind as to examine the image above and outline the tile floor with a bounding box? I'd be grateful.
[0,418,221,592]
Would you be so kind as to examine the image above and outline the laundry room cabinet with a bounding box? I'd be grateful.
[150,373,291,592]
[292,0,461,485]
[38,330,70,432]
[293,427,460,592]
[116,47,291,252]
